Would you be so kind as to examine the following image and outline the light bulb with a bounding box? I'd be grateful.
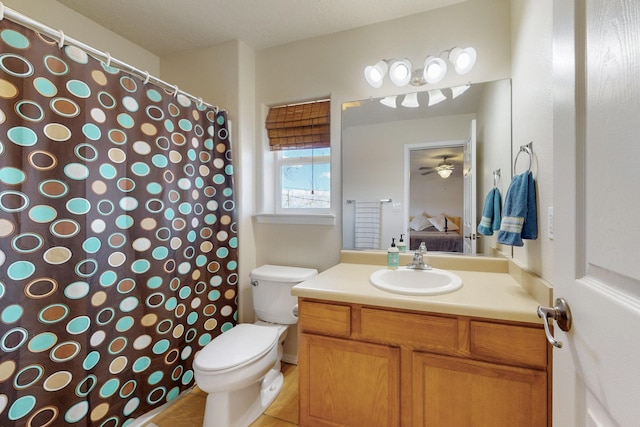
[389,59,412,86]
[428,89,446,106]
[449,47,477,75]
[401,92,419,108]
[364,60,389,88]
[380,96,397,108]
[423,56,447,84]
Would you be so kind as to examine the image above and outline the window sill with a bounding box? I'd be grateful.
[254,213,336,226]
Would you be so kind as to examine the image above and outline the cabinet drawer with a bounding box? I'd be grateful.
[299,300,351,337]
[470,321,547,369]
[359,308,458,352]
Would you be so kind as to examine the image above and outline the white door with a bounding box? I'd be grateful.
[463,119,477,254]
[552,0,640,425]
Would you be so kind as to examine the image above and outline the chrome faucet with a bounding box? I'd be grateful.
[407,242,431,270]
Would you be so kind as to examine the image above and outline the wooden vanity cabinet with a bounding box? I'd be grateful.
[298,298,550,427]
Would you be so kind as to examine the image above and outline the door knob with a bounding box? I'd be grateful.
[537,298,572,348]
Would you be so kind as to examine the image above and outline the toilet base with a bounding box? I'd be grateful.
[260,368,284,408]
[202,367,284,427]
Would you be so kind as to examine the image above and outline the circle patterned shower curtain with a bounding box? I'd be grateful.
[0,18,238,426]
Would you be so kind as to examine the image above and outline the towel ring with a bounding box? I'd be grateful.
[514,143,533,174]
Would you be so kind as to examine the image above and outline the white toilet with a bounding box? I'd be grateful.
[193,264,317,427]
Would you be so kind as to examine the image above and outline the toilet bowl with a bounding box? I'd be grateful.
[193,265,317,427]
[193,323,286,427]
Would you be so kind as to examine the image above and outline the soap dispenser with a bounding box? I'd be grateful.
[387,238,399,270]
[397,234,407,253]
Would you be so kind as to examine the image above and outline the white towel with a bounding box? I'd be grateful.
[354,201,381,249]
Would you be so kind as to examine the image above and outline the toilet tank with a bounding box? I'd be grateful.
[250,265,317,325]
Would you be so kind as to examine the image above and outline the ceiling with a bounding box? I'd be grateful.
[56,0,464,56]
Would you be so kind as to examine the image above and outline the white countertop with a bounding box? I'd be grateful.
[292,262,544,324]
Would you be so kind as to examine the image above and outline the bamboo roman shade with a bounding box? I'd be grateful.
[266,99,330,150]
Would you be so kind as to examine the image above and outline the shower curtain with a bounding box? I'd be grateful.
[0,18,238,426]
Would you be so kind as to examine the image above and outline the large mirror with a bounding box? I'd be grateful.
[342,79,512,256]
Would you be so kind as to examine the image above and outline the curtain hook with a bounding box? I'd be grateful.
[0,3,5,21]
[172,85,179,98]
[143,70,150,85]
[105,52,111,68]
[197,97,203,108]
[58,30,65,49]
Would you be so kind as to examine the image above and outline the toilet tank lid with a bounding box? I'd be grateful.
[250,264,318,282]
[194,324,278,372]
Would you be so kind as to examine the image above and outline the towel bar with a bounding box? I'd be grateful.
[346,199,392,204]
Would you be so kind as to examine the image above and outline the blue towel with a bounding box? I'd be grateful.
[497,171,538,246]
[477,188,502,236]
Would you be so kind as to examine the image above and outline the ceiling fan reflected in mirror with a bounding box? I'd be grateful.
[419,156,455,178]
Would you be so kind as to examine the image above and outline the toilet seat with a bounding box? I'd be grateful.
[194,324,278,373]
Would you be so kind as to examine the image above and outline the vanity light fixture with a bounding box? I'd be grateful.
[450,84,470,99]
[380,95,397,108]
[401,92,419,108]
[364,46,477,88]
[436,157,455,179]
[427,89,447,106]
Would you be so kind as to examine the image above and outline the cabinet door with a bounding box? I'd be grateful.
[299,333,400,427]
[413,353,547,427]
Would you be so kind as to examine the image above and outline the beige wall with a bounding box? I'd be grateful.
[476,79,513,256]
[510,0,554,280]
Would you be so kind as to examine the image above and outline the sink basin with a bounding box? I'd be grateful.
[369,267,463,296]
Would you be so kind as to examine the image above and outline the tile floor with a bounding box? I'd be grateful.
[143,363,299,427]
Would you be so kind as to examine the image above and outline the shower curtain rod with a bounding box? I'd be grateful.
[0,3,223,112]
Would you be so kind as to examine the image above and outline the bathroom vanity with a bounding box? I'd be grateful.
[292,253,551,427]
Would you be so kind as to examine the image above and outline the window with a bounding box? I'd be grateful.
[266,99,331,212]
[277,147,330,210]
